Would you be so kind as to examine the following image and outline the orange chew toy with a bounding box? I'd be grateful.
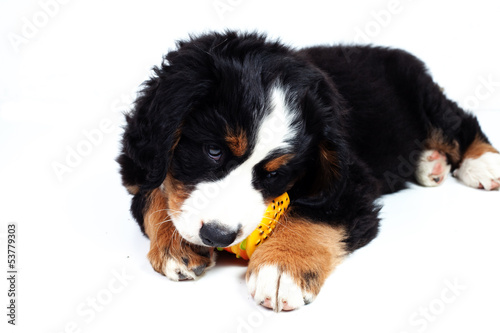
[218,192,290,260]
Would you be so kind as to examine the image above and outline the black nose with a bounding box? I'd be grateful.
[199,222,239,247]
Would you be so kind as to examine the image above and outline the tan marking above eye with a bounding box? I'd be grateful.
[225,127,248,157]
[263,154,294,172]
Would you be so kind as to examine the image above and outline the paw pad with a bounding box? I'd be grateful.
[416,150,451,187]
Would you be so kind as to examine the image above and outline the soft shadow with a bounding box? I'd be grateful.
[214,250,249,268]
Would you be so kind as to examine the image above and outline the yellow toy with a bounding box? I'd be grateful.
[218,192,290,260]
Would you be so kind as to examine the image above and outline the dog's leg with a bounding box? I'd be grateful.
[246,217,347,312]
[144,188,216,280]
[415,135,500,190]
[418,77,500,190]
[454,136,500,190]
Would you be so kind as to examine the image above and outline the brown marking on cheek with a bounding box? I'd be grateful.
[463,135,498,160]
[425,128,461,165]
[226,127,248,157]
[142,188,172,273]
[264,154,294,172]
[143,188,169,240]
[247,216,347,296]
[125,185,140,195]
[143,186,213,276]
[163,173,193,218]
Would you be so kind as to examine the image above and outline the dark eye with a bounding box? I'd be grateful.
[266,171,278,178]
[206,144,222,161]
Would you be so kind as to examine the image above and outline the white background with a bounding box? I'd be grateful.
[1,0,499,332]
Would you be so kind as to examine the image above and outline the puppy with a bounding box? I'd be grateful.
[117,31,500,312]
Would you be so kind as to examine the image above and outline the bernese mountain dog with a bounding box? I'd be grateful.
[117,31,500,311]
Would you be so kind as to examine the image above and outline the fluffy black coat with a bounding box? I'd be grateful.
[118,31,486,253]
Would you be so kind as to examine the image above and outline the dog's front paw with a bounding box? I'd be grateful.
[416,150,451,186]
[246,265,316,312]
[245,219,347,312]
[148,241,216,281]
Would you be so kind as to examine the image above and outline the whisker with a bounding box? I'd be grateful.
[151,208,182,215]
[154,218,173,227]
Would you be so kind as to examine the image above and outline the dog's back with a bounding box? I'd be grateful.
[298,45,498,193]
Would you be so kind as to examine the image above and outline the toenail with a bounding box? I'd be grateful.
[193,263,207,276]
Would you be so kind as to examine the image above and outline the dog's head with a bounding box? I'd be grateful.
[118,31,349,247]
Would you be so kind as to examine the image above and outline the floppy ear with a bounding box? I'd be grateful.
[290,77,350,214]
[117,66,183,193]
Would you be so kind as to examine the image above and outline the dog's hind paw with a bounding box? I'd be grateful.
[454,152,500,190]
[416,150,451,187]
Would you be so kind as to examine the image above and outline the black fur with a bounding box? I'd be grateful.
[118,31,490,252]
